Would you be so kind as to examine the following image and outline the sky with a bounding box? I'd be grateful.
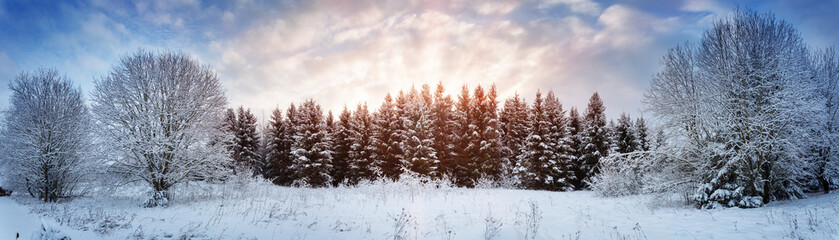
[0,0,837,120]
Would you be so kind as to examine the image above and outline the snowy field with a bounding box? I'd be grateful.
[2,178,839,240]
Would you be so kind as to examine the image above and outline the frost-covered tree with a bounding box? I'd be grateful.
[231,106,260,175]
[544,91,575,190]
[431,82,456,179]
[222,108,237,143]
[521,91,554,190]
[264,106,295,185]
[500,93,530,186]
[634,117,650,152]
[606,120,618,155]
[1,69,91,202]
[91,50,229,206]
[614,113,637,154]
[398,86,437,178]
[468,85,503,183]
[331,106,353,186]
[578,92,609,188]
[452,85,473,187]
[567,107,585,189]
[348,104,377,183]
[646,8,825,207]
[810,48,839,193]
[374,94,403,180]
[290,100,333,187]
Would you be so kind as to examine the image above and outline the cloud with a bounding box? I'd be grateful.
[538,0,602,16]
[595,5,679,49]
[131,0,200,27]
[18,0,828,120]
[207,1,692,118]
[680,0,725,14]
[450,0,519,16]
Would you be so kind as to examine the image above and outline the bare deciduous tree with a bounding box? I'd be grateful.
[1,68,91,202]
[91,50,229,207]
[645,8,826,207]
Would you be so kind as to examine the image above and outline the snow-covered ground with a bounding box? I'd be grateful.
[2,178,839,240]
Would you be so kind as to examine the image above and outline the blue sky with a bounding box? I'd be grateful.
[1,0,837,120]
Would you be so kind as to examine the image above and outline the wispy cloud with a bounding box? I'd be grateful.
[207,0,692,117]
[0,0,836,119]
[538,0,602,16]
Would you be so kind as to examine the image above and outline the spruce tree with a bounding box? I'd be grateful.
[234,106,261,175]
[223,108,238,168]
[330,107,353,186]
[264,106,295,185]
[348,104,377,183]
[398,85,437,177]
[521,90,554,190]
[374,94,403,180]
[452,85,473,187]
[607,119,618,155]
[579,92,609,188]
[391,86,437,179]
[615,112,637,154]
[545,91,575,191]
[473,85,503,182]
[463,86,486,185]
[635,117,650,152]
[500,93,530,186]
[431,82,456,179]
[290,100,333,187]
[224,107,261,175]
[567,107,585,189]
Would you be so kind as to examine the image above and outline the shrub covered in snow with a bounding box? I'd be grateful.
[589,152,647,197]
[31,220,70,240]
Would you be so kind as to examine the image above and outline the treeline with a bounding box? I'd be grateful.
[2,50,657,206]
[226,83,653,190]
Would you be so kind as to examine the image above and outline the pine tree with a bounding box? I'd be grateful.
[234,106,261,175]
[374,94,403,180]
[544,91,575,191]
[463,86,486,185]
[634,117,650,152]
[222,108,238,169]
[615,113,637,154]
[500,93,530,186]
[607,119,618,155]
[568,107,585,189]
[431,82,456,179]
[325,111,335,131]
[473,85,503,182]
[348,104,377,183]
[452,85,473,187]
[290,100,333,187]
[521,90,554,190]
[579,92,609,188]
[398,84,437,177]
[330,107,353,186]
[264,106,295,185]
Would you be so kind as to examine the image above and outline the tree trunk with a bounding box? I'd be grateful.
[820,156,831,194]
[820,176,831,194]
[761,159,772,204]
